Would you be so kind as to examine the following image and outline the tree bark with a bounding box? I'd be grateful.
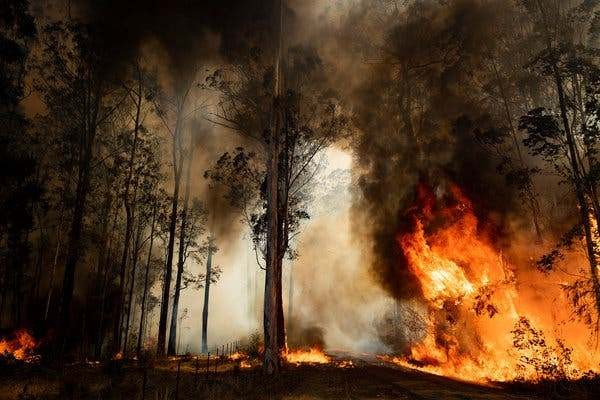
[201,239,213,354]
[59,80,101,357]
[114,70,143,352]
[123,219,143,355]
[168,132,194,355]
[263,0,284,375]
[137,204,157,357]
[157,104,184,357]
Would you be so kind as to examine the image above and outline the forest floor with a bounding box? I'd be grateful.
[1,353,598,400]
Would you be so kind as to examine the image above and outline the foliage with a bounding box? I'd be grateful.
[511,317,577,381]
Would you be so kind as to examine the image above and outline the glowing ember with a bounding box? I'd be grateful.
[393,183,600,383]
[240,360,252,369]
[112,351,124,360]
[0,330,39,362]
[228,351,247,361]
[284,347,330,365]
[336,360,354,368]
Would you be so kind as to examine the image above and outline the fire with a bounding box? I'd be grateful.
[0,330,39,362]
[392,183,600,383]
[228,351,246,361]
[284,347,330,365]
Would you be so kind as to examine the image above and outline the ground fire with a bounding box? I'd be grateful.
[284,347,331,365]
[0,330,39,362]
[388,183,600,383]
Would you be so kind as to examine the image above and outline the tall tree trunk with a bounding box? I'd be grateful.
[59,101,98,357]
[123,219,143,355]
[95,207,119,359]
[157,108,184,357]
[168,134,194,355]
[114,74,143,352]
[287,263,293,337]
[201,238,213,354]
[263,0,284,375]
[137,204,156,357]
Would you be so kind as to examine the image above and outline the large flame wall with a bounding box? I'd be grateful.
[391,183,599,382]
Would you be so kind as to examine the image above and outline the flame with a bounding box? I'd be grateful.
[0,330,39,362]
[228,351,246,361]
[392,183,600,383]
[336,360,354,368]
[284,347,330,365]
[112,351,124,360]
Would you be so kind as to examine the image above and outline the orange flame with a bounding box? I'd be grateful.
[0,330,39,362]
[393,183,600,382]
[228,351,247,361]
[284,347,330,365]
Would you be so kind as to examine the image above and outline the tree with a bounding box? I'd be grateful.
[113,60,157,353]
[36,21,125,356]
[0,0,38,329]
[201,235,220,353]
[154,74,195,357]
[168,146,210,355]
[519,0,600,329]
[204,2,351,372]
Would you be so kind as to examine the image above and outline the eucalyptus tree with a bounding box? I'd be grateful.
[205,36,351,373]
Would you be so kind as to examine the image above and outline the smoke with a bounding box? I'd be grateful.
[334,0,524,304]
[33,0,562,355]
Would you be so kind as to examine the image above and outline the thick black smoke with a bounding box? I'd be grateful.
[344,0,522,302]
[68,0,291,80]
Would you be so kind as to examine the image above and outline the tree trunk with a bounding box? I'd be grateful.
[201,239,213,353]
[137,204,157,357]
[59,111,97,357]
[168,134,194,355]
[157,108,184,357]
[114,74,143,352]
[287,263,293,337]
[263,0,284,375]
[123,220,143,355]
[96,206,119,358]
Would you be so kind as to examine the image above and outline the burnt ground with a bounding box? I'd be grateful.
[0,355,598,400]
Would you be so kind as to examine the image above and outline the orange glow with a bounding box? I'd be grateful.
[228,351,247,361]
[112,351,124,360]
[392,183,600,383]
[284,347,330,365]
[336,360,354,368]
[0,330,39,362]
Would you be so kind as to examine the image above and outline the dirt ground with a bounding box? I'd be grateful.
[1,356,598,400]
